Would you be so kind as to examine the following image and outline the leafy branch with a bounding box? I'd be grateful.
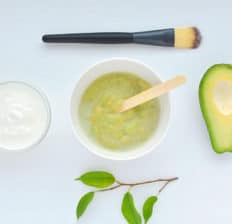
[75,171,178,224]
[97,177,178,193]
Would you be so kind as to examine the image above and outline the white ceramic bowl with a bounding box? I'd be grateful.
[70,58,170,160]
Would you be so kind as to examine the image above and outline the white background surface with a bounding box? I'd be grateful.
[1,1,232,223]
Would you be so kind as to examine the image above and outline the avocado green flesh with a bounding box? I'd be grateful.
[199,64,232,153]
[79,72,160,150]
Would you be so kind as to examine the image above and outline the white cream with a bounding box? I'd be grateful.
[0,82,50,150]
[214,80,232,115]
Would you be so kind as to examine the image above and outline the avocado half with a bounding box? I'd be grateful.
[199,64,232,153]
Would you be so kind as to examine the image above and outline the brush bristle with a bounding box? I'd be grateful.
[174,27,201,49]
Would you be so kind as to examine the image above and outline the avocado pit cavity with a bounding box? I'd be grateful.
[214,80,232,115]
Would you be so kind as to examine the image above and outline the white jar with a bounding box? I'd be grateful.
[0,81,51,151]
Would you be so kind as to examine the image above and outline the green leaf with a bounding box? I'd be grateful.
[75,171,115,188]
[76,192,94,219]
[121,192,142,224]
[143,196,158,224]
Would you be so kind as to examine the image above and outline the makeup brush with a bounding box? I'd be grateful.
[42,27,201,48]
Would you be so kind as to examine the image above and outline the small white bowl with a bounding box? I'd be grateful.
[70,58,170,160]
[0,81,51,151]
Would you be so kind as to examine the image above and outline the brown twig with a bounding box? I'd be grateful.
[96,184,121,192]
[97,177,178,193]
[158,181,169,195]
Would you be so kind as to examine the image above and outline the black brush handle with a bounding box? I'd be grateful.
[42,32,133,43]
[42,29,175,46]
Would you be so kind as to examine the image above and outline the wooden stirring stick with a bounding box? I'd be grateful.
[119,75,186,113]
